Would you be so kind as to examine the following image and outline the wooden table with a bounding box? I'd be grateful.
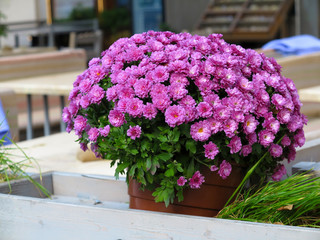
[298,85,320,102]
[4,131,117,176]
[0,71,83,139]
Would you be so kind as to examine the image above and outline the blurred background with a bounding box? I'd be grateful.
[0,0,319,176]
[0,0,319,55]
[0,0,319,143]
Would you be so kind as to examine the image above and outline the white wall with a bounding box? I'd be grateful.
[0,0,38,23]
[0,0,47,47]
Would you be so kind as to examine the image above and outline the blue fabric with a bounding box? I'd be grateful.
[0,100,12,145]
[262,35,320,56]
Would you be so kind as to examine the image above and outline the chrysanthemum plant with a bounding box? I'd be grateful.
[63,31,307,206]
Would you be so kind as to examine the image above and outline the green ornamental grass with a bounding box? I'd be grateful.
[217,173,320,228]
[0,136,51,197]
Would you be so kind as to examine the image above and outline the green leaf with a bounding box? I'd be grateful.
[186,140,196,154]
[160,142,171,151]
[186,159,194,177]
[177,165,184,173]
[116,161,130,173]
[164,194,170,207]
[145,133,154,141]
[128,148,139,155]
[176,189,184,202]
[157,135,167,142]
[164,168,175,177]
[180,124,190,137]
[252,143,262,155]
[150,164,157,175]
[146,158,152,170]
[145,172,153,184]
[129,165,137,176]
[157,152,173,162]
[172,128,180,142]
[141,139,151,151]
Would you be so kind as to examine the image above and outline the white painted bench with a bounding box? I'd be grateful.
[0,172,319,240]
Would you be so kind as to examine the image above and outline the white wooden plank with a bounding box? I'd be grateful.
[51,172,129,203]
[0,194,319,240]
[0,172,319,239]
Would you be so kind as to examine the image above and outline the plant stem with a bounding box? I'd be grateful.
[224,134,285,207]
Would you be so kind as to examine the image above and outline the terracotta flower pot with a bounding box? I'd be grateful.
[128,164,245,217]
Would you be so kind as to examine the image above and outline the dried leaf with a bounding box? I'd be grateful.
[273,222,284,225]
[277,204,293,211]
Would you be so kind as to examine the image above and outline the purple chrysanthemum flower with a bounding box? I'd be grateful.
[152,66,169,82]
[214,105,230,120]
[239,77,253,91]
[106,85,119,101]
[116,98,129,112]
[277,108,291,124]
[287,114,303,132]
[68,101,79,116]
[89,85,105,104]
[134,79,151,98]
[90,65,106,83]
[204,141,219,160]
[189,171,205,189]
[247,133,258,145]
[210,165,218,172]
[281,135,291,147]
[206,118,221,134]
[79,142,88,152]
[118,86,135,99]
[190,121,211,142]
[108,110,125,127]
[150,83,168,98]
[88,57,100,67]
[203,94,221,107]
[177,176,187,186]
[127,98,144,117]
[79,78,92,94]
[88,127,100,142]
[143,103,158,120]
[271,93,286,108]
[165,105,186,127]
[169,82,188,101]
[99,125,110,137]
[293,129,305,147]
[170,73,189,86]
[127,125,142,140]
[74,115,87,133]
[264,118,280,134]
[269,143,283,158]
[243,115,258,134]
[152,93,171,112]
[271,164,286,181]
[150,51,166,63]
[197,102,213,118]
[218,160,232,180]
[80,95,91,108]
[258,130,275,147]
[228,135,242,154]
[223,119,238,138]
[241,145,252,157]
[62,107,71,123]
[179,95,196,107]
[287,145,296,163]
